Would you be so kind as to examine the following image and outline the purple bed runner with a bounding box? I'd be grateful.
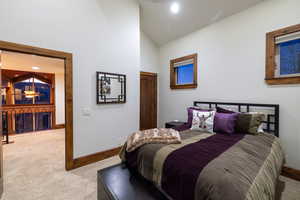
[161,134,244,200]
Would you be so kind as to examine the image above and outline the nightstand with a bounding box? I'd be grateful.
[165,121,186,129]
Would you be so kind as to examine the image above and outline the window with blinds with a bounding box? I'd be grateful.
[266,24,300,85]
[275,31,300,77]
[170,54,197,89]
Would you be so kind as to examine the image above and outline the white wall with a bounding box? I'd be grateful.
[0,0,140,158]
[55,73,65,125]
[159,0,300,169]
[140,31,159,73]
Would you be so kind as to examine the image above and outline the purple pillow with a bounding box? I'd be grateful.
[213,112,238,134]
[216,106,236,114]
[187,107,211,127]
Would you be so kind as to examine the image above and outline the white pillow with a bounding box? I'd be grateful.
[191,110,216,133]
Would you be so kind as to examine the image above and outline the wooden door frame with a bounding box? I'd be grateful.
[140,71,158,129]
[0,40,74,170]
[0,63,3,197]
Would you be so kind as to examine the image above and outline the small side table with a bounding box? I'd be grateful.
[165,121,186,129]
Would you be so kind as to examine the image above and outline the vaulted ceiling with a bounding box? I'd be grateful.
[139,0,264,46]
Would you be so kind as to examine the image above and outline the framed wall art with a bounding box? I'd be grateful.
[96,72,126,104]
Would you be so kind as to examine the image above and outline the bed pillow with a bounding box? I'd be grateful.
[217,106,265,134]
[213,112,239,134]
[191,110,216,133]
[216,106,236,114]
[126,128,181,152]
[187,107,213,127]
[235,113,265,135]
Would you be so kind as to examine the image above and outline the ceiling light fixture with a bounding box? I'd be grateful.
[170,2,180,14]
[32,66,40,70]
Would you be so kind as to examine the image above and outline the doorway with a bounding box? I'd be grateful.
[0,40,74,172]
[140,72,157,130]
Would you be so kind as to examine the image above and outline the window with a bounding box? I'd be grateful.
[13,77,51,105]
[14,112,52,133]
[266,24,300,85]
[277,39,300,77]
[170,54,197,89]
[15,113,34,133]
[35,112,51,131]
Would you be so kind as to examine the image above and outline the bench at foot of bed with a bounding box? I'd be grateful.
[97,164,168,200]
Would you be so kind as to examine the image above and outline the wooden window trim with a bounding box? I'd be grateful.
[266,24,300,85]
[170,53,198,89]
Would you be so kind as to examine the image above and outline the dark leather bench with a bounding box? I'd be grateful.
[97,164,169,200]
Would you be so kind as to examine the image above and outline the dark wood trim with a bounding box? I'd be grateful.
[53,124,65,129]
[0,66,3,197]
[51,74,56,128]
[170,84,198,89]
[282,166,300,181]
[170,53,198,89]
[72,146,122,169]
[266,24,300,85]
[12,73,53,85]
[140,71,157,77]
[0,40,74,170]
[265,77,300,85]
[2,104,54,108]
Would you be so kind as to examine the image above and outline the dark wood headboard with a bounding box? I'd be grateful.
[193,101,280,137]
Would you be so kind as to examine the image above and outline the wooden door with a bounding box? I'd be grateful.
[140,72,157,130]
[0,59,3,197]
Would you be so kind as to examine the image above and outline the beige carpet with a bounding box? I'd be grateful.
[1,129,300,200]
[1,129,120,200]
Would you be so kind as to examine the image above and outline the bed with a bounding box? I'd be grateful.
[121,102,284,200]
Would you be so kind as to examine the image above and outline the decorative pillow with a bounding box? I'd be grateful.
[191,110,216,133]
[213,112,239,134]
[187,107,213,127]
[217,107,265,134]
[216,106,236,114]
[235,113,265,135]
[126,128,181,152]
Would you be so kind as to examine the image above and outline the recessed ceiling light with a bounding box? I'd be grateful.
[32,66,40,70]
[170,2,180,14]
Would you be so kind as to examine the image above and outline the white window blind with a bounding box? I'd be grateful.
[173,59,194,68]
[275,31,300,44]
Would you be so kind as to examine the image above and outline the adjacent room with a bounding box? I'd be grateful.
[0,0,300,200]
[0,50,66,199]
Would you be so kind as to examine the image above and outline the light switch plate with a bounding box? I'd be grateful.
[82,107,91,116]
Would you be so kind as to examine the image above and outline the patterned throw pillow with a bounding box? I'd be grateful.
[186,107,214,128]
[191,110,216,133]
[126,128,181,152]
[235,113,265,135]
